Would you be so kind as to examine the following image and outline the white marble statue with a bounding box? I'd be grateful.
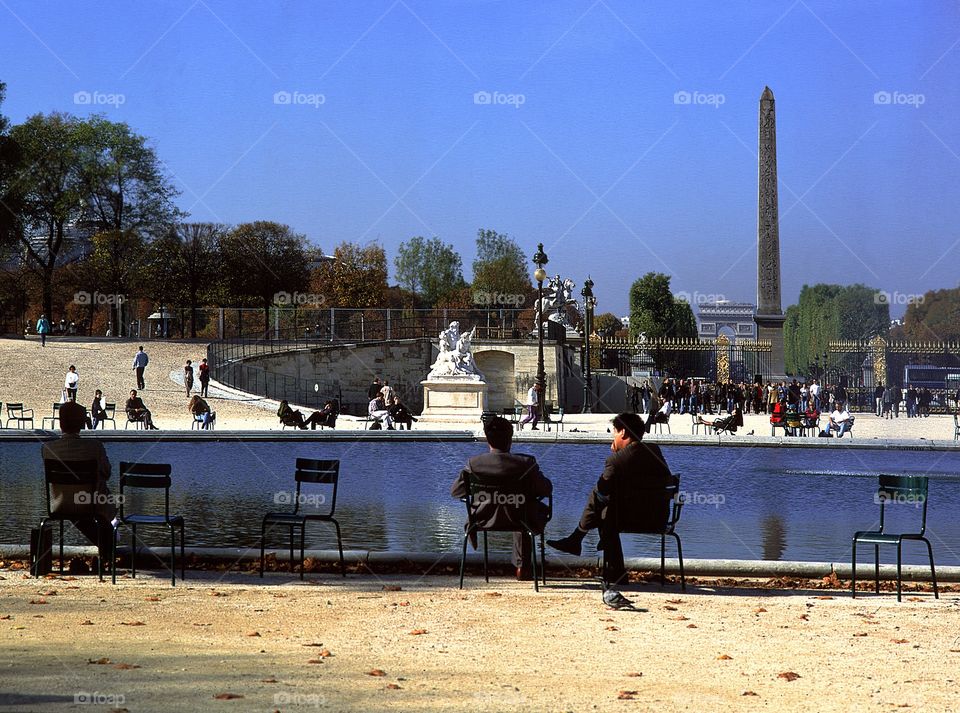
[427,321,485,381]
[533,275,582,329]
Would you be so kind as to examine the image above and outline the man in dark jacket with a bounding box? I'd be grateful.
[451,416,552,580]
[547,412,672,584]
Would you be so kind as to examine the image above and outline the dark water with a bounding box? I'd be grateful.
[3,441,960,566]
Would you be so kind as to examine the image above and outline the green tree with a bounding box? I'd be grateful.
[471,228,532,299]
[311,241,388,307]
[7,113,87,317]
[394,236,465,306]
[163,223,224,337]
[901,286,960,341]
[88,229,147,336]
[593,311,622,337]
[75,116,181,236]
[628,272,696,339]
[0,81,21,263]
[220,221,309,334]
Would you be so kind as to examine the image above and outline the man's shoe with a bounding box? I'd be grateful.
[516,566,533,581]
[547,535,582,557]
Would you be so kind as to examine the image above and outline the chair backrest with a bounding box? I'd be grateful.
[51,403,61,416]
[609,472,680,534]
[119,462,173,517]
[293,459,340,515]
[104,403,116,416]
[876,475,928,532]
[43,458,99,516]
[8,402,24,415]
[463,470,538,533]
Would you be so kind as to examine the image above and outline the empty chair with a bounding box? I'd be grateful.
[37,459,108,581]
[42,403,61,430]
[260,459,345,579]
[852,475,938,602]
[111,462,185,586]
[544,406,565,433]
[6,403,34,429]
[600,472,685,590]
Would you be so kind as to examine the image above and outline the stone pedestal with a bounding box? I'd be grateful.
[755,313,787,380]
[419,379,488,422]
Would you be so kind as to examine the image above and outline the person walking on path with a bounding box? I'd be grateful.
[519,383,541,430]
[198,358,210,397]
[184,360,194,396]
[63,365,79,401]
[132,346,149,390]
[36,314,51,347]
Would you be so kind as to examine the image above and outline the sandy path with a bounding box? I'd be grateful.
[1,568,957,712]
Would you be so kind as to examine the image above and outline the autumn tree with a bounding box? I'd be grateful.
[311,241,388,307]
[394,236,465,306]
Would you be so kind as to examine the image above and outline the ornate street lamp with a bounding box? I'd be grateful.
[533,243,549,423]
[581,276,596,413]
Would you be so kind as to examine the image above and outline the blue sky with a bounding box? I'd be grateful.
[2,1,958,317]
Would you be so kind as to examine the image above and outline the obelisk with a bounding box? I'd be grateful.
[754,86,786,378]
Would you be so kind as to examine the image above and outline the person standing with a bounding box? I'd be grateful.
[452,416,552,581]
[63,365,79,401]
[198,358,210,397]
[184,360,194,396]
[132,346,149,390]
[519,383,541,430]
[36,314,51,347]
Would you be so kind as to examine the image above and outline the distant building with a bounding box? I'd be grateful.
[697,301,756,342]
[620,315,629,329]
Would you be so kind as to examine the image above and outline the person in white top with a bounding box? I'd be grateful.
[828,403,852,438]
[647,398,672,431]
[64,365,79,401]
[520,383,541,430]
[809,380,821,411]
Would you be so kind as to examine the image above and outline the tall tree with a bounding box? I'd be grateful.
[165,223,224,337]
[394,235,465,306]
[76,116,181,236]
[87,229,147,336]
[628,272,696,340]
[0,81,21,265]
[220,221,309,334]
[900,285,960,341]
[7,113,86,317]
[471,228,532,298]
[593,311,623,337]
[311,241,388,307]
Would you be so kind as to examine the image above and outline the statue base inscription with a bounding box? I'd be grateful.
[419,379,488,422]
[755,313,787,380]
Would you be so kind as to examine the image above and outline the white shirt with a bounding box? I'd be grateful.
[830,408,849,424]
[809,383,820,396]
[526,387,538,406]
[64,371,79,389]
[659,401,673,416]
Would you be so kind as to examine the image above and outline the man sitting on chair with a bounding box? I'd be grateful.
[41,401,116,559]
[451,416,552,581]
[548,413,672,585]
[125,390,158,430]
[646,398,672,432]
[828,401,853,438]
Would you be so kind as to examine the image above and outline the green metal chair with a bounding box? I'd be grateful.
[111,462,185,586]
[260,459,345,579]
[953,413,959,442]
[852,475,938,602]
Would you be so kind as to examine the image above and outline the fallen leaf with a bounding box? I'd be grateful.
[625,672,642,677]
[687,624,698,628]
[382,585,402,592]
[0,615,11,620]
[717,654,733,660]
[113,663,141,670]
[666,598,683,604]
[367,669,387,677]
[799,614,809,621]
[815,596,833,600]
[385,683,402,690]
[754,607,768,613]
[663,605,678,611]
[40,590,57,596]
[670,616,690,621]
[120,621,145,626]
[853,632,868,637]
[778,672,801,682]
[605,626,619,631]
[144,597,160,602]
[192,623,211,627]
[29,599,46,605]
[245,631,261,637]
[260,678,278,683]
[208,591,227,597]
[212,693,244,700]
[484,592,502,597]
[743,690,759,696]
[891,639,909,644]
[307,659,325,664]
[409,629,428,635]
[80,620,94,626]
[618,690,638,700]
[87,658,111,665]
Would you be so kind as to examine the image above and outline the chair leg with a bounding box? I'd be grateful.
[288,525,295,575]
[459,532,470,589]
[896,540,903,602]
[131,524,138,579]
[539,535,547,585]
[482,532,489,583]
[111,522,118,585]
[169,525,177,587]
[59,520,64,574]
[922,537,938,599]
[259,521,267,577]
[851,539,858,598]
[671,532,685,591]
[660,534,666,586]
[874,544,880,594]
[299,523,306,581]
[180,522,186,581]
[333,519,345,577]
[95,520,103,583]
[529,532,539,593]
